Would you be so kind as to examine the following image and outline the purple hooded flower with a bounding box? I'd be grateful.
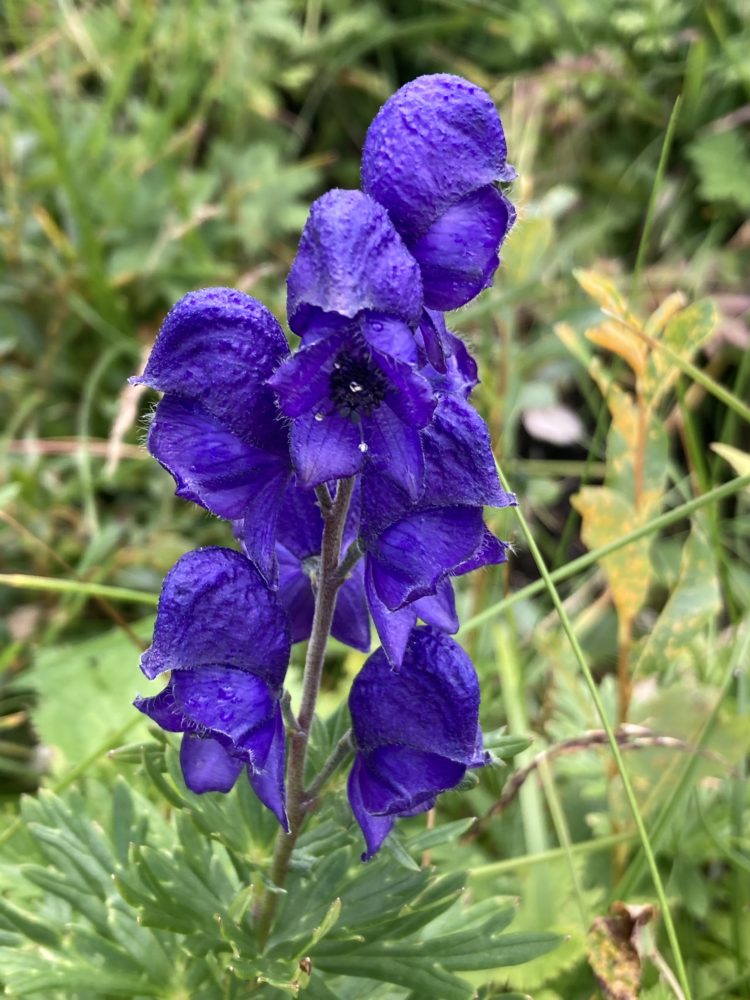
[270,190,435,498]
[132,288,292,584]
[134,547,291,829]
[362,74,515,311]
[360,395,516,666]
[348,627,488,860]
[271,482,370,652]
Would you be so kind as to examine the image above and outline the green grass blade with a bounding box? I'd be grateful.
[0,575,158,606]
[633,95,682,284]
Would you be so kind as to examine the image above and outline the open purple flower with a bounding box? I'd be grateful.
[134,547,291,829]
[270,190,435,498]
[273,482,370,652]
[348,627,488,860]
[362,74,515,311]
[360,395,516,665]
[132,288,292,584]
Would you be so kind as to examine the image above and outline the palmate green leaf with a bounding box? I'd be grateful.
[688,129,750,211]
[26,618,154,770]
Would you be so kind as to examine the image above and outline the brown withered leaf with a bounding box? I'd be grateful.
[587,902,655,1000]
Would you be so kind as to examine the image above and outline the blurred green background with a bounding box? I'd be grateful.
[2,1,750,997]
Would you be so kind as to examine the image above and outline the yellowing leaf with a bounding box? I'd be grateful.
[574,269,640,326]
[637,524,721,676]
[555,321,593,370]
[644,290,687,338]
[572,487,651,624]
[641,299,717,405]
[711,442,750,483]
[586,319,647,375]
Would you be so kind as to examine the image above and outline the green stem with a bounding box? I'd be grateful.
[304,730,353,803]
[255,477,355,948]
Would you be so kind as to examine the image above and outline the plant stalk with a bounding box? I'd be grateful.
[255,476,355,948]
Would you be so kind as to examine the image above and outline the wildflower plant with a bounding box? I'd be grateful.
[6,74,560,997]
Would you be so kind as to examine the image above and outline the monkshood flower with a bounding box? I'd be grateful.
[348,627,488,860]
[269,189,435,499]
[132,287,291,584]
[360,395,516,666]
[362,74,516,312]
[236,482,370,652]
[134,548,291,829]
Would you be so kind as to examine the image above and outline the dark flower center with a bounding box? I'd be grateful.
[329,352,388,419]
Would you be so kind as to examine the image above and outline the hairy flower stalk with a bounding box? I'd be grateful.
[255,477,356,946]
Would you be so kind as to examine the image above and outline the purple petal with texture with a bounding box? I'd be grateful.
[180,735,244,794]
[331,561,371,652]
[365,559,416,668]
[349,627,480,761]
[411,186,514,310]
[453,526,509,576]
[148,395,289,523]
[366,407,424,502]
[290,411,364,488]
[420,396,514,509]
[287,190,423,333]
[268,332,345,419]
[172,666,275,749]
[368,506,485,609]
[348,754,395,861]
[140,547,290,687]
[134,287,289,448]
[362,74,511,244]
[277,555,316,645]
[361,745,466,815]
[133,683,186,732]
[361,314,418,363]
[246,706,289,831]
[238,468,292,586]
[376,354,435,427]
[413,578,458,633]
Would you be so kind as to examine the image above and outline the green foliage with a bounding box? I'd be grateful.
[0,739,557,999]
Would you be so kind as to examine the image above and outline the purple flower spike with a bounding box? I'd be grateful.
[134,547,292,828]
[286,189,423,336]
[362,74,515,310]
[348,627,488,860]
[134,288,292,583]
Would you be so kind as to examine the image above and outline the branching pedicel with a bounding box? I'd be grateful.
[133,73,517,940]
